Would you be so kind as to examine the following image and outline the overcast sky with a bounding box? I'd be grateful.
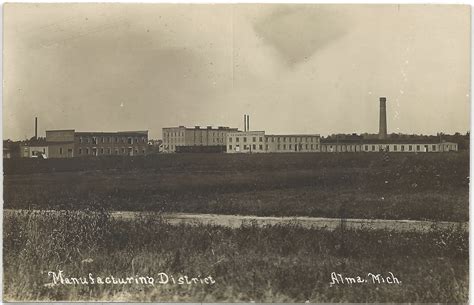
[4,4,470,140]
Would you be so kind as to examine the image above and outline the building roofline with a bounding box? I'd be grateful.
[162,126,238,130]
[75,130,148,135]
[46,129,75,132]
[266,134,320,137]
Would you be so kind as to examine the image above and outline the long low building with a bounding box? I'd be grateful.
[226,131,321,153]
[320,139,458,153]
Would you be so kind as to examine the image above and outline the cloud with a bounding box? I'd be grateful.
[253,5,349,67]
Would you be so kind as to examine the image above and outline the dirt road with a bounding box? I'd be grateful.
[111,211,467,232]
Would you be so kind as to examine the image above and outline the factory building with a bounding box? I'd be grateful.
[320,97,458,153]
[226,131,321,153]
[162,126,239,153]
[320,139,458,153]
[45,129,148,158]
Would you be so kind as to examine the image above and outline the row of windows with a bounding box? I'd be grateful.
[78,148,146,155]
[322,144,443,152]
[79,136,147,144]
[166,138,224,144]
[229,136,318,143]
[228,144,319,151]
[164,131,227,138]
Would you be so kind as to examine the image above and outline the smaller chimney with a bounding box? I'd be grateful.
[247,114,250,131]
[244,115,247,132]
[35,117,38,140]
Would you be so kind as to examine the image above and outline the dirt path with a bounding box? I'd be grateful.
[112,211,467,232]
[4,209,467,232]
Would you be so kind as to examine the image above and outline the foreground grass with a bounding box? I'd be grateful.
[3,209,468,302]
[4,152,469,221]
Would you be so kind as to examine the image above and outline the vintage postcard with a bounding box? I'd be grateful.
[2,3,470,303]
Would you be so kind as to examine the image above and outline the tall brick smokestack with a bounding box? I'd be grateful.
[378,97,387,140]
[247,115,250,131]
[244,115,247,131]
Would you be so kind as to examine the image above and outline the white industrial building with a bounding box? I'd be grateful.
[226,131,321,153]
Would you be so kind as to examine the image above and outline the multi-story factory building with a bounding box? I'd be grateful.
[162,126,239,153]
[226,131,321,153]
[45,129,148,158]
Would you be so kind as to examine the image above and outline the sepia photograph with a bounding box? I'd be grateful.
[2,3,470,303]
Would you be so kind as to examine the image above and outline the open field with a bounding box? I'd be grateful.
[3,209,468,302]
[4,152,469,221]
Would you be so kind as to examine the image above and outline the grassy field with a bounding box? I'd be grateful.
[4,152,469,221]
[3,209,468,302]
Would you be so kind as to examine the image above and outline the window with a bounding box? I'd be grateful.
[316,144,319,150]
[283,137,287,142]
[236,137,239,142]
[253,137,256,142]
[416,145,420,151]
[372,145,375,151]
[394,145,397,151]
[283,144,286,149]
[365,145,368,151]
[229,145,232,150]
[100,148,104,154]
[271,137,274,142]
[401,145,405,152]
[409,145,413,151]
[59,147,63,155]
[289,144,292,149]
[115,149,119,155]
[229,137,232,142]
[306,144,308,149]
[259,137,263,142]
[101,137,105,143]
[252,144,256,150]
[259,144,263,150]
[243,137,247,142]
[432,145,436,151]
[78,149,82,155]
[79,137,83,143]
[128,138,133,144]
[265,145,269,150]
[311,144,314,149]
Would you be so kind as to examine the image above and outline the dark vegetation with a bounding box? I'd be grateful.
[3,209,468,302]
[4,152,469,221]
